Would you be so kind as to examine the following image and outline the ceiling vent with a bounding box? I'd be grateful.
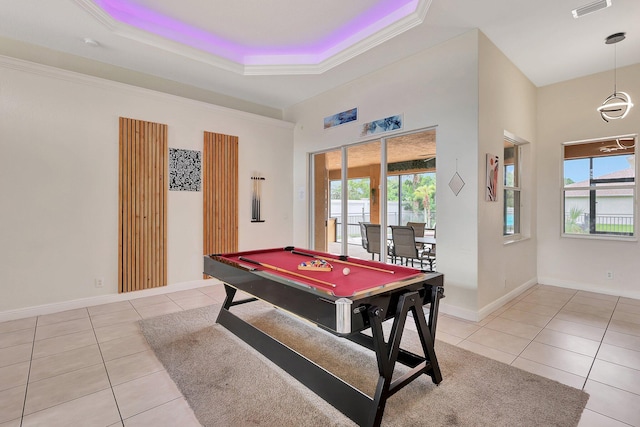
[572,0,612,18]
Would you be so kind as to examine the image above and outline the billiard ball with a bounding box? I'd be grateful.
[343,267,350,275]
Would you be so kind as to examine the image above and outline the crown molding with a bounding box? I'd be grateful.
[0,54,294,127]
[72,0,116,30]
[245,0,432,76]
[72,0,245,74]
[73,0,432,76]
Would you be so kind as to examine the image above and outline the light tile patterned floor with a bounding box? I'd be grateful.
[0,285,226,427]
[436,285,640,426]
[1,283,639,426]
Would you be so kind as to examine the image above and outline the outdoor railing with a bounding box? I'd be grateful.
[564,213,634,235]
[335,214,370,243]
[334,211,436,243]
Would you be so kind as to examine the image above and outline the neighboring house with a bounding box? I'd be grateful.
[565,168,634,227]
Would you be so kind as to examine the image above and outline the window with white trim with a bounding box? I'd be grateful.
[562,136,636,237]
[504,139,520,236]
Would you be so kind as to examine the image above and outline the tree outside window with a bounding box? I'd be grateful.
[387,173,436,227]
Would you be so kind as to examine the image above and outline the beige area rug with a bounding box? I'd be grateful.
[140,303,589,427]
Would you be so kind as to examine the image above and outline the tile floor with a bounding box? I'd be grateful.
[435,285,640,427]
[0,286,227,427]
[1,283,639,426]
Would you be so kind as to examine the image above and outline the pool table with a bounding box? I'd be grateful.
[204,246,444,427]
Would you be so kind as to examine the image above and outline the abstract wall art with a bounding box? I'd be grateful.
[360,114,403,137]
[486,153,499,201]
[169,148,201,191]
[324,107,358,129]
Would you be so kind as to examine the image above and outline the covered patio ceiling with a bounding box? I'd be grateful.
[324,129,436,170]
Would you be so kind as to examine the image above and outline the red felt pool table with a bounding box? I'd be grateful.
[204,246,445,427]
[217,246,429,296]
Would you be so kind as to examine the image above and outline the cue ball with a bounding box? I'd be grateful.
[343,267,350,275]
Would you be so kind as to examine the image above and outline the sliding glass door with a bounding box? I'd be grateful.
[312,149,341,253]
[311,128,436,261]
[386,132,437,230]
[345,141,380,258]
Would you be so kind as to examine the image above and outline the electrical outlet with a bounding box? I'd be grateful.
[95,277,104,288]
[606,271,614,280]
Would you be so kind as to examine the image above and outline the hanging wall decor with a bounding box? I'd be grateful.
[360,114,403,137]
[118,117,167,293]
[203,132,238,256]
[448,159,465,196]
[251,175,265,222]
[486,153,499,201]
[169,148,201,191]
[324,107,358,129]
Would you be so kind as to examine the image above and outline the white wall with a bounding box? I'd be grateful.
[537,63,640,299]
[5,29,634,320]
[477,32,538,312]
[285,30,482,317]
[0,56,294,313]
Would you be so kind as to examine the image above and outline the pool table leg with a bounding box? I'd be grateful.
[217,284,442,427]
[221,283,258,310]
[426,285,445,342]
[366,290,442,427]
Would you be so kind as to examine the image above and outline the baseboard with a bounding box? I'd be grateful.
[0,279,223,323]
[477,278,538,320]
[439,278,538,322]
[537,276,640,301]
[439,303,480,322]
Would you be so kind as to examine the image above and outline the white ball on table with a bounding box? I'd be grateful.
[343,267,350,276]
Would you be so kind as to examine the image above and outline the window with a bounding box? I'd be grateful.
[330,178,371,243]
[504,139,520,236]
[386,172,436,228]
[562,136,636,238]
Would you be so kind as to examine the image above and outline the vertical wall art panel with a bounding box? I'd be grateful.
[118,117,168,293]
[169,148,201,191]
[486,153,499,201]
[203,132,238,265]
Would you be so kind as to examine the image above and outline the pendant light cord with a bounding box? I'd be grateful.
[613,43,617,95]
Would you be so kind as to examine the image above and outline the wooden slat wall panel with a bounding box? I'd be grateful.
[118,117,168,293]
[203,132,238,259]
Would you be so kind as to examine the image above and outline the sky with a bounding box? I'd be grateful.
[564,154,634,183]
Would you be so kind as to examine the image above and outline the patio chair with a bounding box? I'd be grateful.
[422,245,436,272]
[406,222,425,237]
[359,222,370,252]
[390,225,424,267]
[422,225,436,271]
[361,223,381,260]
[407,221,426,251]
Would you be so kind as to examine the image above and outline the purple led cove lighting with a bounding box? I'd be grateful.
[93,0,419,65]
[297,0,420,65]
[95,0,245,62]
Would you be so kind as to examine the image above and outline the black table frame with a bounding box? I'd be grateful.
[206,251,444,427]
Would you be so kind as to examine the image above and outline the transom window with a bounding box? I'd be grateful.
[562,136,637,238]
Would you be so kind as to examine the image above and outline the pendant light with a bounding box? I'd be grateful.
[597,32,634,122]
